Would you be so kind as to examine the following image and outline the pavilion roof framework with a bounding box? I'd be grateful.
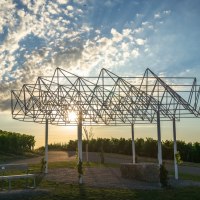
[11,67,200,126]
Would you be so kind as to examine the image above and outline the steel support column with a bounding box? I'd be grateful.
[45,118,48,174]
[157,108,162,165]
[173,117,178,180]
[131,124,136,164]
[78,111,83,184]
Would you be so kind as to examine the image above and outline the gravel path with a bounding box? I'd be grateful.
[45,167,200,189]
[2,151,200,190]
[45,167,161,190]
[11,151,200,176]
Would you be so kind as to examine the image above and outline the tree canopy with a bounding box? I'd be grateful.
[0,130,35,154]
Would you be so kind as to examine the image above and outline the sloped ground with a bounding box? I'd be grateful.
[1,151,199,200]
[11,151,200,176]
[11,150,199,189]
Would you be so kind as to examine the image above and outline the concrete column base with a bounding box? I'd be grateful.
[120,163,160,182]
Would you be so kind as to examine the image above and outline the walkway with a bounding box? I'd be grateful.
[45,167,160,190]
[12,151,200,176]
[45,167,200,190]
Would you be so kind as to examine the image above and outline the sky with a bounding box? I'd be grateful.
[0,0,200,147]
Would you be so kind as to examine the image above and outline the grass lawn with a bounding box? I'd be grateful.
[169,171,200,182]
[0,160,200,200]
[30,160,200,182]
[36,181,200,200]
[29,160,118,173]
[0,151,41,164]
[1,181,200,200]
[0,152,200,200]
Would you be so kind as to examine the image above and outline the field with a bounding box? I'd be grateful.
[0,151,200,200]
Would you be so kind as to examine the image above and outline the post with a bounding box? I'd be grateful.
[45,118,48,174]
[86,143,89,163]
[157,108,162,165]
[78,111,83,184]
[173,117,178,180]
[131,124,136,164]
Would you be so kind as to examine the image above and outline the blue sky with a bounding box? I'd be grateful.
[0,0,200,147]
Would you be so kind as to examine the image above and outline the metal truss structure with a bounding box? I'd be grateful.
[11,67,200,182]
[11,67,200,126]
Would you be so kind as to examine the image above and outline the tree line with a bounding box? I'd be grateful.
[0,130,35,154]
[1,128,199,163]
[54,137,200,163]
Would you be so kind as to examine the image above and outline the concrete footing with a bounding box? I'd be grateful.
[120,163,160,182]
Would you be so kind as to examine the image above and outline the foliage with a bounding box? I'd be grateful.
[77,159,84,181]
[64,137,200,163]
[175,151,183,165]
[159,163,169,187]
[40,157,46,173]
[0,129,35,154]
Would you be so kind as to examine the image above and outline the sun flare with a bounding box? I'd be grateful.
[68,111,77,122]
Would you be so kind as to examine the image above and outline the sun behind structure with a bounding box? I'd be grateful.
[68,111,77,122]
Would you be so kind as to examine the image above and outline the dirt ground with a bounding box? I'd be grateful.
[1,151,200,190]
[11,151,200,176]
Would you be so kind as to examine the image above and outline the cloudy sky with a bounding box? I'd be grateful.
[0,0,200,147]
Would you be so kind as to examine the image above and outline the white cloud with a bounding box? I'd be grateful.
[111,28,123,42]
[95,29,101,34]
[135,38,146,45]
[134,27,143,33]
[142,21,149,26]
[163,10,171,15]
[73,0,87,5]
[57,0,69,5]
[131,49,139,58]
[154,13,161,19]
[0,0,164,111]
[122,29,132,37]
[67,5,74,11]
[0,0,16,33]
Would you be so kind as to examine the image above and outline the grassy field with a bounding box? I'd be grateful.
[1,181,200,200]
[0,151,41,164]
[0,152,200,200]
[29,160,200,182]
[174,172,200,182]
[33,181,200,200]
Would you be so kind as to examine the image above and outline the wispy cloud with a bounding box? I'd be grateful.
[1,0,199,112]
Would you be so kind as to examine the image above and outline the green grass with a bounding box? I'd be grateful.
[169,171,200,182]
[29,161,118,173]
[36,182,200,200]
[0,160,200,200]
[28,160,200,183]
[1,180,200,200]
[0,151,200,200]
[0,151,41,164]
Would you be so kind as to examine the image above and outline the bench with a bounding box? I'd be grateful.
[0,163,36,190]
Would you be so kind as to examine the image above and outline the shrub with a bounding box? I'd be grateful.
[160,163,169,187]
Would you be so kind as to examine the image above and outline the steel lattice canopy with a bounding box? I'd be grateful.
[11,68,200,126]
